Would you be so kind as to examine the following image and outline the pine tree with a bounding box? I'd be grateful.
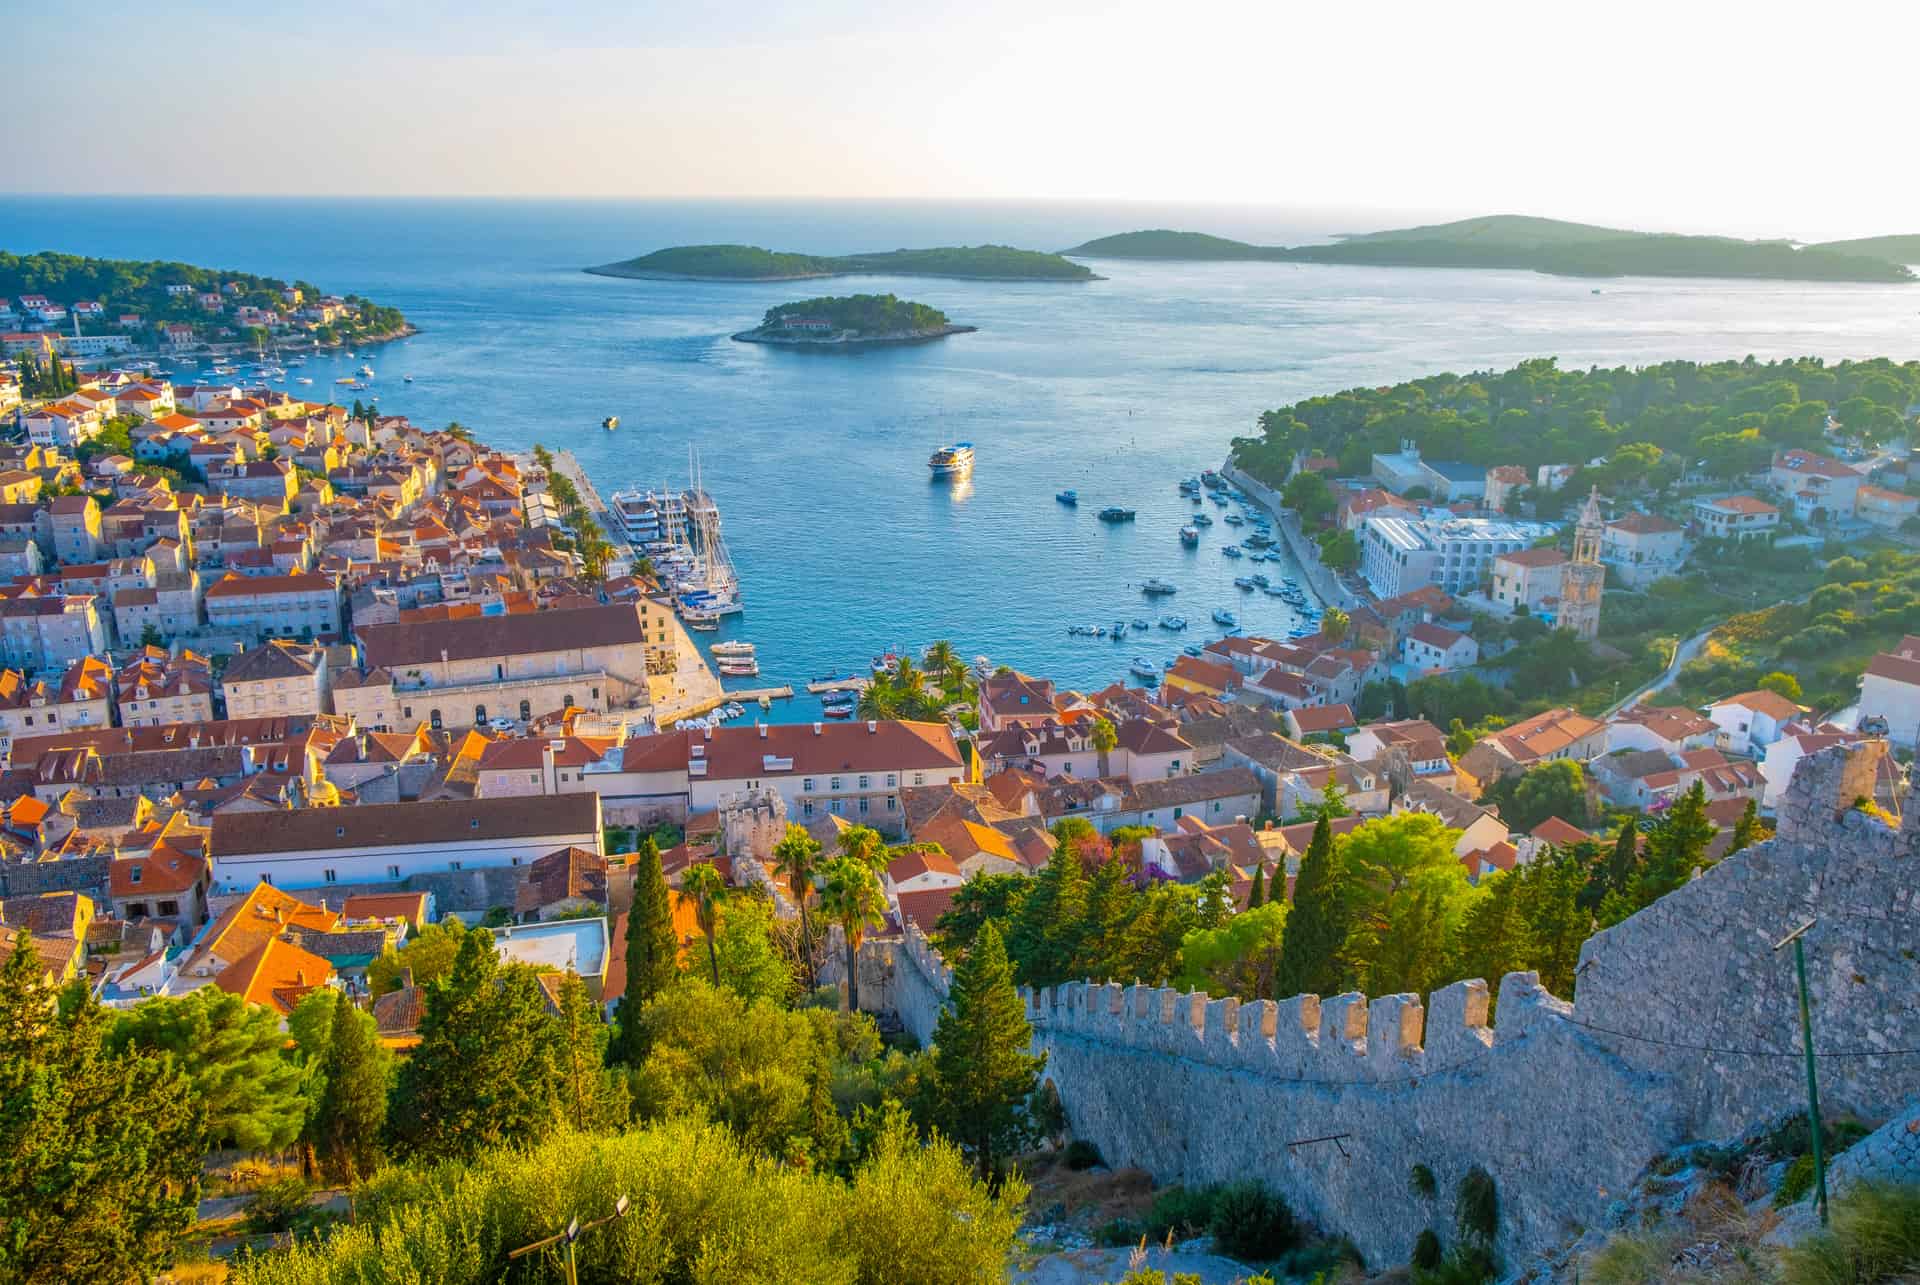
[1072,856,1132,980]
[611,837,680,1064]
[107,987,307,1152]
[931,922,1047,1182]
[1724,798,1762,857]
[1318,777,1350,819]
[554,972,627,1133]
[1272,814,1348,999]
[1007,844,1086,987]
[0,932,203,1282]
[1632,781,1716,909]
[1580,817,1639,912]
[1248,863,1267,909]
[313,991,389,1185]
[1449,871,1535,1004]
[1513,851,1590,998]
[387,929,562,1163]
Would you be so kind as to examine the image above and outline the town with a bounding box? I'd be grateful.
[3,290,1918,1285]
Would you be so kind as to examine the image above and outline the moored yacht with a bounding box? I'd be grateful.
[1140,577,1178,595]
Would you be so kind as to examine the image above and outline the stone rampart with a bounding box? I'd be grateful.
[852,741,1919,1267]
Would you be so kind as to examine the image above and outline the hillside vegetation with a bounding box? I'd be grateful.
[1064,215,1918,283]
[589,242,1095,281]
[756,293,952,337]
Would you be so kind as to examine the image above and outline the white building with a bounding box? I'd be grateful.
[1601,513,1687,588]
[1489,547,1567,615]
[1769,450,1863,521]
[686,720,966,835]
[1706,689,1807,756]
[1359,515,1553,598]
[1691,495,1780,543]
[1858,637,1920,745]
[206,794,602,891]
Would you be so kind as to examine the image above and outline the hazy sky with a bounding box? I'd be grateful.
[8,0,1914,241]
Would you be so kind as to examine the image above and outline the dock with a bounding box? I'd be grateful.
[722,685,794,703]
[805,677,871,694]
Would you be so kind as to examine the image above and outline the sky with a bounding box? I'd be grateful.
[6,0,1916,242]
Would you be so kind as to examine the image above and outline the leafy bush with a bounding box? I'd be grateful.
[231,1114,1024,1285]
[1409,1162,1438,1197]
[1416,1246,1496,1285]
[1144,1184,1220,1240]
[243,1176,314,1236]
[1776,1153,1818,1206]
[1456,1166,1499,1246]
[1778,1182,1920,1285]
[1064,1139,1103,1171]
[1580,1231,1672,1285]
[1093,1217,1141,1247]
[1208,1180,1297,1260]
[1273,1239,1362,1278]
[1413,1228,1443,1269]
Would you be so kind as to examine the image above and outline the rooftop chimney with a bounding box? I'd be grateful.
[294,969,307,985]
[702,724,713,741]
[757,723,767,739]
[812,722,822,736]
[867,720,877,733]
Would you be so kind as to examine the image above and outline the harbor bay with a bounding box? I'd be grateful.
[14,196,1917,720]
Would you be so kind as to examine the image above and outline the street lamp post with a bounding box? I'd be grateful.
[508,1194,631,1285]
[1772,920,1829,1226]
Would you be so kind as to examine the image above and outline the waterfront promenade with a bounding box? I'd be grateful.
[1220,461,1360,611]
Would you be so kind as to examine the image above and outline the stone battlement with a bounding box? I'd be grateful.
[853,740,1919,1267]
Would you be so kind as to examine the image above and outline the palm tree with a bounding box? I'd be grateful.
[819,857,887,1012]
[1090,716,1118,779]
[679,862,728,986]
[856,682,898,721]
[837,824,888,872]
[769,823,823,983]
[924,640,961,695]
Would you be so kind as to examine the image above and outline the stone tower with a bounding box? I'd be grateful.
[1559,487,1604,641]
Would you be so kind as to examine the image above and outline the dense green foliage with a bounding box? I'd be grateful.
[367,913,470,996]
[1068,216,1918,282]
[611,836,680,1063]
[928,923,1046,1180]
[594,241,1094,281]
[0,932,203,1283]
[757,293,952,337]
[1233,355,1920,489]
[230,1113,1026,1285]
[0,249,406,344]
[859,642,977,722]
[108,987,307,1151]
[303,991,392,1185]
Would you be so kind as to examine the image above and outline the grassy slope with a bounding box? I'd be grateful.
[1809,233,1920,262]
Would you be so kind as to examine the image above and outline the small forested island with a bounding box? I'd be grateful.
[1066,215,1920,283]
[731,293,975,347]
[588,242,1097,282]
[0,250,411,349]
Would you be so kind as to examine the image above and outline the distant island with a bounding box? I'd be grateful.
[1064,215,1920,283]
[588,243,1097,283]
[0,249,411,351]
[731,294,975,348]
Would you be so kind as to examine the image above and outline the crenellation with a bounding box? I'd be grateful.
[1424,978,1493,1064]
[1366,993,1423,1069]
[1493,970,1571,1043]
[1318,991,1368,1061]
[1200,996,1239,1059]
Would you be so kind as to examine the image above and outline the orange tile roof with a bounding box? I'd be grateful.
[214,936,334,1015]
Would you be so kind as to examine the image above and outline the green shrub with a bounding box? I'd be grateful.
[1208,1180,1297,1260]
[1093,1217,1141,1247]
[1412,1228,1443,1270]
[1778,1182,1920,1285]
[1415,1245,1496,1285]
[1776,1153,1818,1207]
[1409,1162,1437,1197]
[1455,1166,1498,1246]
[1064,1139,1102,1171]
[1581,1232,1673,1285]
[230,1115,1024,1284]
[1145,1184,1220,1240]
[243,1176,313,1236]
[1272,1239,1361,1278]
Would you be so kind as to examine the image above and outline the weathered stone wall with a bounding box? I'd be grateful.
[852,742,1920,1267]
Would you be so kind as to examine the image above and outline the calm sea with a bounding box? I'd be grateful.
[5,197,1917,718]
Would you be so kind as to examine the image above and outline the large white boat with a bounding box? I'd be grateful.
[928,442,975,479]
[710,640,756,658]
[608,487,686,547]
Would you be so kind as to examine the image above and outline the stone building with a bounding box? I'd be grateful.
[1558,487,1604,641]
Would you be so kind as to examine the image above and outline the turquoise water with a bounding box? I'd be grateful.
[5,198,1917,716]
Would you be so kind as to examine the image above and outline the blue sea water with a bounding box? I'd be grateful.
[4,197,1917,718]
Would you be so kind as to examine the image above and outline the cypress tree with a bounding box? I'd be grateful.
[555,972,626,1132]
[1724,798,1762,856]
[1633,781,1716,908]
[1248,862,1266,909]
[1272,814,1347,999]
[931,922,1047,1182]
[1581,816,1639,912]
[611,836,680,1064]
[314,991,389,1185]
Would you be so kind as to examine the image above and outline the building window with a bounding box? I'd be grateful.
[913,773,925,786]
[323,869,337,883]
[430,708,442,729]
[126,902,148,918]
[387,865,401,879]
[886,773,896,788]
[803,801,814,817]
[450,861,462,871]
[475,705,487,725]
[857,774,869,790]
[519,700,531,721]
[858,798,870,815]
[1173,806,1184,819]
[529,773,540,785]
[260,873,272,885]
[802,778,814,792]
[830,776,842,791]
[886,795,896,811]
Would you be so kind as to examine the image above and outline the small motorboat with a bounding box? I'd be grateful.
[1221,545,1243,558]
[1211,493,1230,506]
[1250,574,1270,588]
[1212,609,1238,627]
[711,640,756,657]
[603,415,619,431]
[823,704,855,719]
[1183,644,1205,657]
[1132,618,1151,631]
[1179,525,1200,546]
[1113,620,1131,639]
[1224,513,1245,526]
[1129,658,1159,680]
[404,374,415,382]
[1233,576,1256,590]
[1140,577,1178,595]
[1097,506,1137,523]
[1191,513,1213,526]
[1159,615,1187,631]
[1056,490,1078,505]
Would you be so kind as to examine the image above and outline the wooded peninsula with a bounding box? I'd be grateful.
[588,243,1096,283]
[1065,215,1920,284]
